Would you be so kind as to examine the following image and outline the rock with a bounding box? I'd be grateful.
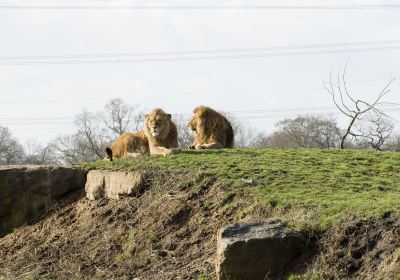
[240,177,260,186]
[0,165,85,236]
[216,220,305,280]
[85,170,146,200]
[85,170,105,200]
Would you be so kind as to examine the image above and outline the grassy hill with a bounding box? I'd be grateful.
[84,148,400,230]
[1,148,399,280]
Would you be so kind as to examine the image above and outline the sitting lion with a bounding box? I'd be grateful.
[144,108,180,156]
[188,106,234,149]
[104,131,149,161]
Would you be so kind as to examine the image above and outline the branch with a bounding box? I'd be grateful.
[370,77,396,107]
[337,71,352,113]
[342,63,357,105]
[323,80,352,117]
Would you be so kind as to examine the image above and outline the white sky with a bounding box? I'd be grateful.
[0,0,400,144]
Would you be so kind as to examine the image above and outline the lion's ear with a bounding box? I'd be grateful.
[167,114,172,119]
[193,106,201,114]
[194,106,207,116]
[145,114,149,120]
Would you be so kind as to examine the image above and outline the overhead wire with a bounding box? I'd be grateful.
[0,46,399,65]
[0,39,399,61]
[2,106,400,126]
[1,4,400,10]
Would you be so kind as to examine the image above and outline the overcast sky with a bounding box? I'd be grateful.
[1,0,399,144]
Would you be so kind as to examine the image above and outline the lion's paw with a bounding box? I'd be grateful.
[170,148,181,154]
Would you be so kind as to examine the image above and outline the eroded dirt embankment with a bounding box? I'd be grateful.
[309,214,400,280]
[0,172,227,280]
[0,170,399,280]
[0,165,85,237]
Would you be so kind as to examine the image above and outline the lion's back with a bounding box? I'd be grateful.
[111,131,149,157]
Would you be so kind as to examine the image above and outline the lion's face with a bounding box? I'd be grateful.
[145,110,171,138]
[188,116,199,135]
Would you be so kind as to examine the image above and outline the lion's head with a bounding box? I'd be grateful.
[188,114,200,136]
[188,106,234,149]
[145,108,173,139]
[188,106,211,136]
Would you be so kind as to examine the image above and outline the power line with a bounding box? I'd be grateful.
[0,40,398,61]
[0,106,353,120]
[2,106,400,126]
[0,46,399,65]
[1,4,400,10]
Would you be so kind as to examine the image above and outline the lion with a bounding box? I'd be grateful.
[188,106,234,149]
[144,108,180,156]
[104,131,149,161]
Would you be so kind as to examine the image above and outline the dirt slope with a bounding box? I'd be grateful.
[309,214,400,280]
[0,170,399,280]
[0,172,229,280]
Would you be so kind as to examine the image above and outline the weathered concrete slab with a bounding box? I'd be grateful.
[85,170,146,200]
[216,220,305,280]
[0,165,86,236]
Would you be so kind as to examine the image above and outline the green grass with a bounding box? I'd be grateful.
[82,148,400,229]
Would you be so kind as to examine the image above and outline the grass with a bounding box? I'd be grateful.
[82,148,400,229]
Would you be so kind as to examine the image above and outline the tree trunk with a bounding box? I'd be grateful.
[340,114,358,149]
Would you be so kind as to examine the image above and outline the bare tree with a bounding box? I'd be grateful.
[225,115,259,147]
[103,98,143,137]
[23,139,59,164]
[0,126,25,165]
[248,132,269,148]
[174,115,194,148]
[354,113,394,151]
[49,99,144,163]
[385,135,400,152]
[48,110,109,164]
[323,66,396,149]
[49,132,105,164]
[74,109,108,159]
[258,115,341,148]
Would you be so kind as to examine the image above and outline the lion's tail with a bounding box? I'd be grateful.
[106,147,113,161]
[226,122,234,148]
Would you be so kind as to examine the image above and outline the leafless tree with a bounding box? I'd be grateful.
[0,126,25,165]
[49,99,144,163]
[48,110,109,164]
[103,98,143,137]
[354,113,394,151]
[49,132,105,164]
[385,135,400,152]
[74,110,108,159]
[23,139,59,164]
[174,115,194,148]
[258,115,341,148]
[224,115,259,147]
[323,66,396,149]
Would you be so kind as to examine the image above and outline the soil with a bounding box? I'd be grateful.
[0,172,230,280]
[0,171,399,280]
[309,213,400,280]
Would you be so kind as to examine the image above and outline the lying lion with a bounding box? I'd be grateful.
[188,106,234,149]
[105,108,180,160]
[104,131,149,161]
[144,108,180,156]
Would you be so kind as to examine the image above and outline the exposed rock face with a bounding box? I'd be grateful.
[0,165,85,236]
[85,170,146,200]
[216,220,305,280]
